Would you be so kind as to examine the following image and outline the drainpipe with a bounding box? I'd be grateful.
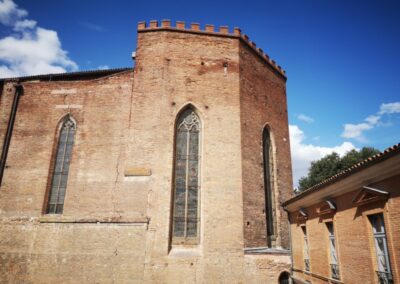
[284,207,294,284]
[0,82,23,187]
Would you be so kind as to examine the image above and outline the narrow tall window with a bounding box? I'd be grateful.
[172,108,201,244]
[263,127,276,246]
[369,214,393,284]
[326,222,340,280]
[46,116,75,214]
[302,226,310,272]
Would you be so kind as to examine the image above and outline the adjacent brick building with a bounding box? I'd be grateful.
[283,143,400,284]
[0,20,293,283]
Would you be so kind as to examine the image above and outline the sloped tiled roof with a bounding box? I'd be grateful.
[283,143,400,206]
[0,67,132,82]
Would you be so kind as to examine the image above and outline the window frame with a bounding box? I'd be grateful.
[301,225,311,272]
[262,126,277,246]
[171,107,202,245]
[326,221,340,280]
[45,115,76,215]
[368,213,393,284]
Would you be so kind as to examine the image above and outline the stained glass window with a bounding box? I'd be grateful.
[172,108,201,242]
[263,127,276,245]
[46,116,75,214]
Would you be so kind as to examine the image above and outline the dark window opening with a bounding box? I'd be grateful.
[263,127,276,246]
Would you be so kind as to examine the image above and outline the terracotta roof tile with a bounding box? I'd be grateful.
[283,143,400,206]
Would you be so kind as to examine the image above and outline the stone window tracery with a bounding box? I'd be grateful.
[172,108,201,243]
[46,116,75,214]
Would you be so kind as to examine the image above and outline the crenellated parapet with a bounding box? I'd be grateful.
[137,20,286,79]
[137,20,241,35]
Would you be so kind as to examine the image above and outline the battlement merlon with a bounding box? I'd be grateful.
[137,20,287,80]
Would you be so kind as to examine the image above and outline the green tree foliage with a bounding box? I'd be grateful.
[297,147,380,193]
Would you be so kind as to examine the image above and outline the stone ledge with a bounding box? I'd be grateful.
[244,247,291,255]
[38,216,150,224]
[168,246,202,258]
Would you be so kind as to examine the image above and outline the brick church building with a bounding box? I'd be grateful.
[0,20,293,283]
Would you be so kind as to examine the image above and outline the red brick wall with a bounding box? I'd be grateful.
[290,174,400,284]
[0,82,16,157]
[0,23,293,282]
[0,71,135,219]
[131,27,291,282]
[239,41,293,248]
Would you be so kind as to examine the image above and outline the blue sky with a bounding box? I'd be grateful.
[0,0,399,185]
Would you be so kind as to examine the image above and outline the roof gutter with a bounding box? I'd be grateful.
[0,83,23,187]
[283,143,400,208]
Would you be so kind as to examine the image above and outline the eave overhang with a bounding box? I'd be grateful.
[284,151,400,212]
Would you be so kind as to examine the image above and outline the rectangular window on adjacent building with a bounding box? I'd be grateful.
[302,226,310,272]
[369,214,393,284]
[326,222,340,280]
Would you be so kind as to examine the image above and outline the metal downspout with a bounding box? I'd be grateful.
[0,83,23,186]
[284,207,294,283]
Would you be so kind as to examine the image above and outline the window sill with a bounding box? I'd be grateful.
[244,247,290,255]
[169,245,202,258]
[39,215,149,224]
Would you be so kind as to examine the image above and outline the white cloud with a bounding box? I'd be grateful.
[0,0,26,25]
[0,0,77,78]
[364,115,380,125]
[98,65,109,70]
[13,19,36,31]
[341,101,400,141]
[341,123,373,141]
[297,114,314,123]
[80,22,105,32]
[289,125,356,186]
[379,102,400,115]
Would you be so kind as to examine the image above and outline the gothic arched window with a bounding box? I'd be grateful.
[46,116,76,214]
[172,107,201,243]
[263,127,276,246]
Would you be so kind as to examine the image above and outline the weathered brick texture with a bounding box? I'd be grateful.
[0,21,292,283]
[239,41,293,249]
[289,172,400,284]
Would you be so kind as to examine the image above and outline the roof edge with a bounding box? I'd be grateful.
[0,67,132,82]
[283,142,400,207]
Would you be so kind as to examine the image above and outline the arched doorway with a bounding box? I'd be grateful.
[278,271,290,284]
